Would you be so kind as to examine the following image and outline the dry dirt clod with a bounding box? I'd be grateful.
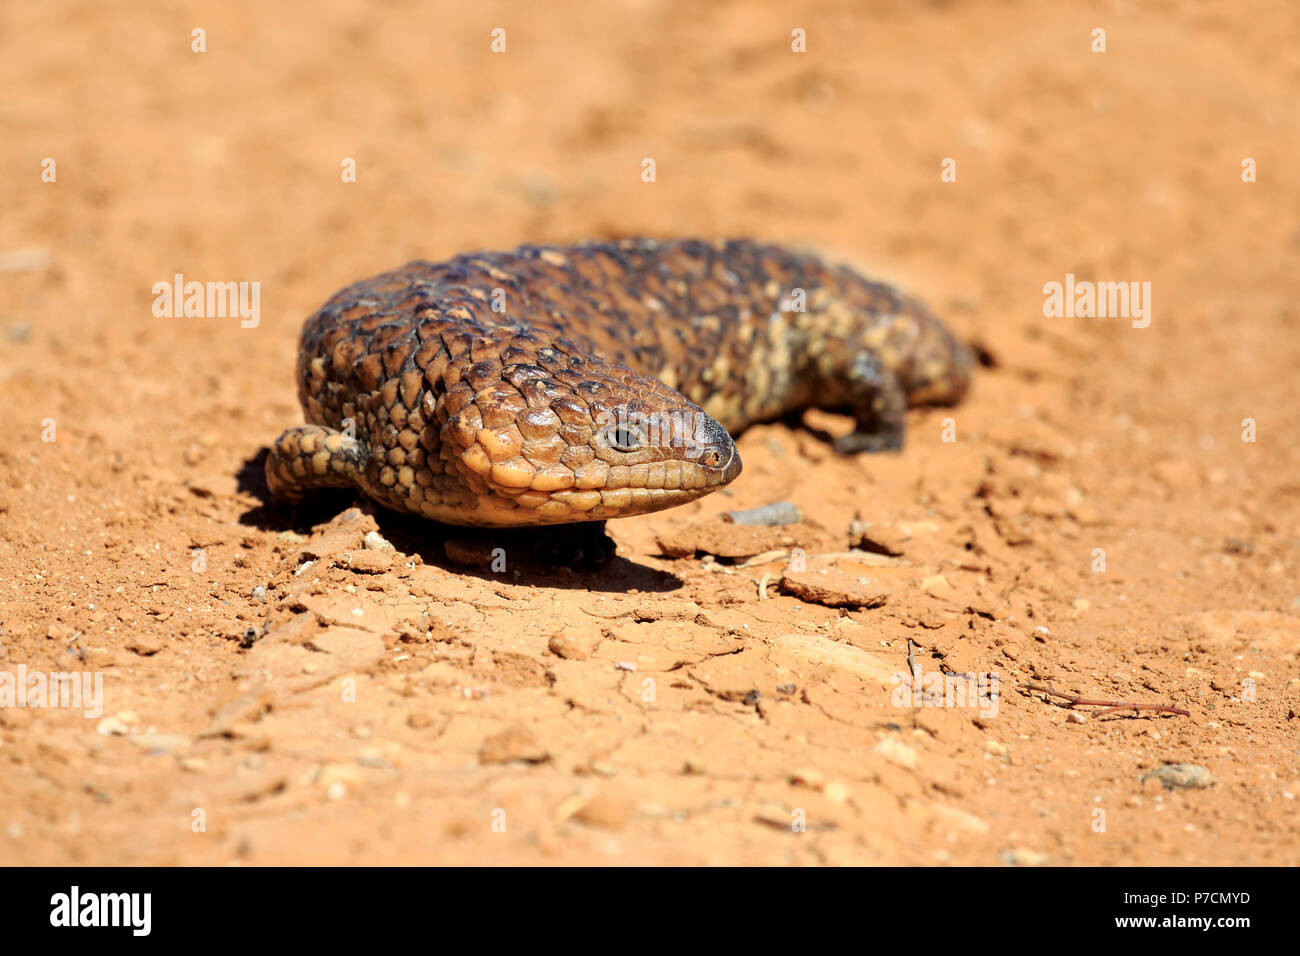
[656,516,836,559]
[296,508,378,562]
[1141,764,1215,791]
[479,725,550,765]
[548,629,599,660]
[333,549,393,574]
[571,791,635,829]
[780,568,888,608]
[125,635,163,656]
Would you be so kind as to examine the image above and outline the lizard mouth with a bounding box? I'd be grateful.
[451,443,743,526]
[528,445,743,522]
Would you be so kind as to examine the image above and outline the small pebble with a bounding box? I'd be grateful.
[363,531,394,552]
[1141,763,1215,791]
[96,717,130,737]
[872,737,918,770]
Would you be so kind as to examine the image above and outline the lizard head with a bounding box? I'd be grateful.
[436,350,742,526]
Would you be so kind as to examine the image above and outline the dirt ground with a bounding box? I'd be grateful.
[2,0,1298,866]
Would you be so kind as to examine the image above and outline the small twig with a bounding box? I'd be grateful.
[907,639,920,685]
[1024,681,1190,718]
[736,549,789,569]
[1089,703,1190,718]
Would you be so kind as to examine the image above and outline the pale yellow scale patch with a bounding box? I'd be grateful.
[573,460,610,489]
[530,465,576,491]
[461,444,492,475]
[600,488,631,510]
[553,490,602,512]
[491,458,536,488]
[477,426,522,461]
[737,309,794,421]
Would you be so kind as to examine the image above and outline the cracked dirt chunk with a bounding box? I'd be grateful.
[849,521,914,556]
[479,725,550,765]
[780,568,888,608]
[332,549,393,574]
[655,516,838,559]
[295,508,379,562]
[769,633,898,685]
[125,634,163,656]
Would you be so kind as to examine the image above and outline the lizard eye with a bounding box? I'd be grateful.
[604,424,646,452]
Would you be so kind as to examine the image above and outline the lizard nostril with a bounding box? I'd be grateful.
[699,444,736,471]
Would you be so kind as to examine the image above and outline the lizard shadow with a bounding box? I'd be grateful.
[236,450,683,593]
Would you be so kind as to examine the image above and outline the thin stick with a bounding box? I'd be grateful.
[1024,681,1190,718]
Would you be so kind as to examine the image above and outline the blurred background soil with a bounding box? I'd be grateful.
[1,0,1298,864]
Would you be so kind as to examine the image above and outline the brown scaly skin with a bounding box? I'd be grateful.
[266,238,973,527]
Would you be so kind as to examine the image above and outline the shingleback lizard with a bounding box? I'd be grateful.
[266,239,973,527]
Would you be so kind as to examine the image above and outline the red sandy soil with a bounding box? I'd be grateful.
[1,0,1298,865]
